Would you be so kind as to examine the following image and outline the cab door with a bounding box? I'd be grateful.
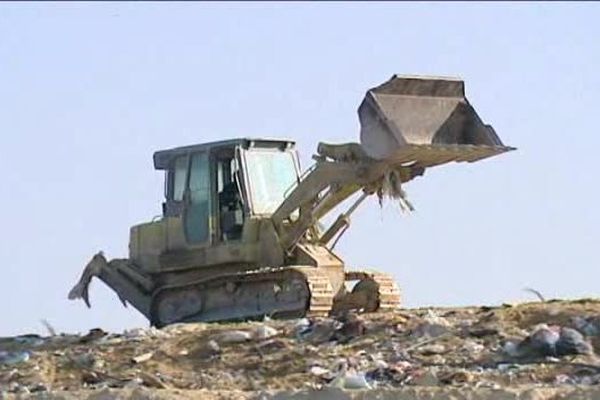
[184,152,211,244]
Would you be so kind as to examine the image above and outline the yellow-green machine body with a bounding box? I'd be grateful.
[69,75,514,326]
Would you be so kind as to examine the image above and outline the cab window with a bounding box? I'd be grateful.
[184,152,210,243]
[172,156,188,201]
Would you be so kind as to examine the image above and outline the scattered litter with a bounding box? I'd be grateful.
[7,382,29,394]
[462,340,485,354]
[309,366,331,378]
[139,371,168,389]
[4,300,600,393]
[330,370,371,390]
[253,325,279,340]
[297,319,339,344]
[256,338,287,353]
[505,324,593,358]
[70,352,103,369]
[335,314,366,342]
[506,324,560,358]
[469,327,499,338]
[131,352,154,364]
[411,369,439,386]
[81,370,103,385]
[79,328,107,343]
[573,316,600,337]
[214,330,253,343]
[411,311,450,339]
[440,370,474,385]
[417,344,446,355]
[124,377,144,389]
[0,351,30,366]
[294,318,311,330]
[29,383,49,393]
[196,339,221,358]
[123,327,169,340]
[554,374,575,385]
[14,335,45,347]
[556,327,593,356]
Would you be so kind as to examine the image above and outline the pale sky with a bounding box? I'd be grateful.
[1,2,599,336]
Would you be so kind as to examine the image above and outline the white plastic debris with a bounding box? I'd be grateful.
[131,352,154,364]
[330,371,371,390]
[294,318,310,329]
[123,327,169,340]
[292,318,311,338]
[412,311,451,339]
[215,330,253,343]
[253,325,279,340]
[424,310,451,326]
[309,366,331,377]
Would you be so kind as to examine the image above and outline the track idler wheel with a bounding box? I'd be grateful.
[332,271,401,314]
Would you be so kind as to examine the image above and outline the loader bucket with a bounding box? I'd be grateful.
[359,75,514,168]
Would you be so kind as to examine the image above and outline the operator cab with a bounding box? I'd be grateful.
[153,138,300,244]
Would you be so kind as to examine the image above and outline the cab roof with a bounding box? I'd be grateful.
[153,137,296,170]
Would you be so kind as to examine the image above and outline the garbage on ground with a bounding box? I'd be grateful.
[0,351,29,366]
[503,324,593,358]
[296,319,339,344]
[416,344,446,355]
[256,338,287,353]
[69,352,103,369]
[13,335,45,347]
[252,324,279,340]
[214,330,253,344]
[411,311,451,339]
[79,328,107,343]
[123,327,170,341]
[139,371,168,389]
[2,300,600,395]
[334,314,367,343]
[410,369,439,386]
[572,315,600,337]
[556,327,593,356]
[131,351,154,364]
[329,369,371,390]
[309,365,331,378]
[195,339,221,359]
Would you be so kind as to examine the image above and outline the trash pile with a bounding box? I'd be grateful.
[3,300,600,397]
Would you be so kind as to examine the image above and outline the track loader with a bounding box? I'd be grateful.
[69,75,514,327]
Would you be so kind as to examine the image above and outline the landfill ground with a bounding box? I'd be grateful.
[4,300,600,399]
